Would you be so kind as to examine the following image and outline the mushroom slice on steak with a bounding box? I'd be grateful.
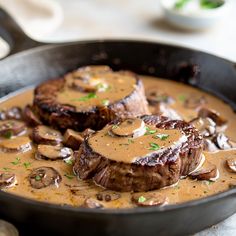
[132,193,168,207]
[0,107,22,121]
[32,125,63,145]
[184,96,206,110]
[111,118,146,138]
[82,197,104,209]
[0,173,16,189]
[198,108,227,127]
[146,88,174,105]
[35,145,73,161]
[23,105,42,126]
[28,167,62,189]
[96,191,121,202]
[226,157,236,173]
[0,120,26,137]
[0,136,31,153]
[190,162,218,181]
[213,133,235,150]
[64,129,84,150]
[190,117,216,137]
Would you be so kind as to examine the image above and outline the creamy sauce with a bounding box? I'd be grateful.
[0,76,236,208]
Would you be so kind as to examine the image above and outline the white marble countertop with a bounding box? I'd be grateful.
[0,0,235,235]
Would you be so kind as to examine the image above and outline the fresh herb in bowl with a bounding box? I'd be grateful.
[200,0,224,9]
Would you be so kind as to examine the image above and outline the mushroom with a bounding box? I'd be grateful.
[32,125,63,145]
[110,118,146,138]
[190,117,216,137]
[203,139,219,152]
[198,108,227,127]
[212,133,234,150]
[82,197,104,209]
[184,96,206,110]
[0,120,26,137]
[0,136,31,153]
[35,145,73,161]
[0,173,16,189]
[0,107,22,121]
[63,129,84,150]
[28,167,62,189]
[82,128,95,138]
[189,162,219,181]
[226,157,236,173]
[146,88,174,105]
[23,105,42,126]
[156,103,182,120]
[96,191,121,202]
[132,192,168,207]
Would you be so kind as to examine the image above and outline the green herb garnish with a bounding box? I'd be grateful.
[112,125,118,130]
[178,94,186,102]
[154,134,170,141]
[148,142,160,151]
[35,175,41,181]
[71,93,97,102]
[138,196,146,203]
[200,0,224,9]
[174,0,191,9]
[128,138,134,144]
[11,157,21,165]
[101,99,110,106]
[145,126,157,135]
[64,173,75,180]
[4,130,13,139]
[65,159,73,166]
[96,83,110,91]
[23,162,31,169]
[2,167,12,171]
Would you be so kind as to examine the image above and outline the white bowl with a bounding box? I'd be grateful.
[160,0,230,30]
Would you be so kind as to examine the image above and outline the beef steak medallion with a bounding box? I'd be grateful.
[33,65,149,131]
[74,115,203,192]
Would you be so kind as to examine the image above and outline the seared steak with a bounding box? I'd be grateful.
[33,66,149,131]
[74,115,203,192]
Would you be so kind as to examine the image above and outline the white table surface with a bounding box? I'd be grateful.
[0,0,236,235]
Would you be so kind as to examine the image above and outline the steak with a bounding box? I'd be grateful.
[33,66,149,131]
[74,115,203,192]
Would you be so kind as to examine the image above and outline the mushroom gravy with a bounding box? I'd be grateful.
[0,76,236,209]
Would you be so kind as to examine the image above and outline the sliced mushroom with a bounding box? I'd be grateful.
[111,118,146,138]
[198,108,227,127]
[71,79,97,93]
[213,133,233,150]
[82,128,95,138]
[132,192,168,207]
[184,96,206,109]
[32,125,63,145]
[189,162,218,181]
[63,129,84,150]
[203,139,219,152]
[96,191,121,202]
[0,173,16,189]
[35,145,73,161]
[226,157,236,173]
[23,105,42,126]
[0,120,26,137]
[146,88,174,105]
[0,136,31,153]
[156,103,182,120]
[82,197,104,209]
[28,167,62,189]
[190,117,216,137]
[0,107,22,121]
[75,65,112,75]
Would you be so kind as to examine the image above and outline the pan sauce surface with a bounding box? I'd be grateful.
[0,76,236,209]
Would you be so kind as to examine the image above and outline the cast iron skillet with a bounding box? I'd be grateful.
[0,8,235,236]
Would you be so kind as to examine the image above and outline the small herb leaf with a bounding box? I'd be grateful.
[138,196,146,203]
[148,142,160,151]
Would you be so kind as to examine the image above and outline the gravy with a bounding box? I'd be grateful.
[0,76,236,208]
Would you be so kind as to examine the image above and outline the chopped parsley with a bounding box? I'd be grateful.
[148,142,160,151]
[174,0,191,9]
[138,196,146,203]
[154,134,169,141]
[35,175,41,181]
[23,162,31,169]
[71,93,97,102]
[96,83,110,91]
[101,99,110,106]
[200,0,224,9]
[145,126,157,135]
[111,125,118,130]
[2,167,12,171]
[11,157,21,165]
[3,130,13,139]
[65,159,73,166]
[64,173,75,180]
[178,94,186,102]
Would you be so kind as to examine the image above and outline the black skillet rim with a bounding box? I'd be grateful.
[0,39,236,215]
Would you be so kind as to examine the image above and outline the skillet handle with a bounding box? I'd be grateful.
[0,8,46,58]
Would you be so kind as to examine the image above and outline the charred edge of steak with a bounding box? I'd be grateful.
[33,73,149,131]
[74,115,203,192]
